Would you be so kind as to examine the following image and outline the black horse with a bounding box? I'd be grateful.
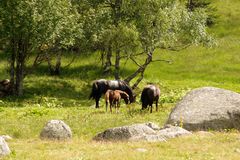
[141,84,160,113]
[89,79,135,108]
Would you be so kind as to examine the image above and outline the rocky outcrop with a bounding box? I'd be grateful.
[93,122,191,142]
[166,87,240,131]
[40,120,72,140]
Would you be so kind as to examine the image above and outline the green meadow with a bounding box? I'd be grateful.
[0,0,240,159]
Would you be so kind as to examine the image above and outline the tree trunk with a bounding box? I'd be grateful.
[125,51,153,88]
[114,49,120,80]
[103,0,122,76]
[131,72,144,90]
[15,63,24,96]
[15,39,25,96]
[9,38,16,94]
[101,51,104,67]
[46,52,62,76]
[46,52,55,75]
[54,52,62,75]
[103,46,112,73]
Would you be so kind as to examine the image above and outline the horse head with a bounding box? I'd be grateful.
[118,91,130,104]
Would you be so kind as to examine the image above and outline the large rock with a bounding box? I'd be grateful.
[93,122,191,142]
[166,87,240,131]
[0,136,10,157]
[93,123,156,141]
[40,120,72,140]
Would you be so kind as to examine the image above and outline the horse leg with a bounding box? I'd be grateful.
[95,97,100,108]
[95,99,99,108]
[115,103,117,113]
[156,100,158,112]
[109,100,112,113]
[106,101,108,112]
[150,104,153,113]
[110,102,113,113]
[117,101,120,113]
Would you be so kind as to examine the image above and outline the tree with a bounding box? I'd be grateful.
[0,0,80,96]
[77,0,140,79]
[125,0,214,88]
[82,0,214,88]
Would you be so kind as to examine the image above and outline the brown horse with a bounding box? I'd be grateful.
[141,84,160,113]
[105,89,129,113]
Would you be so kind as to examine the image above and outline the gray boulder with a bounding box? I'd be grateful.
[93,123,156,141]
[166,87,240,131]
[40,120,72,140]
[0,136,10,157]
[93,122,191,142]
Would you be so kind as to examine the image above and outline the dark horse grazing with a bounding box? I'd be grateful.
[89,79,135,108]
[141,84,160,113]
[105,89,129,113]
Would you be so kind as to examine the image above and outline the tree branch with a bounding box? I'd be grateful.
[130,56,143,68]
[124,51,152,83]
[131,72,144,90]
[119,52,144,59]
[63,55,76,69]
[152,59,172,64]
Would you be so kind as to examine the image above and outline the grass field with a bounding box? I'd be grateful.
[1,0,240,159]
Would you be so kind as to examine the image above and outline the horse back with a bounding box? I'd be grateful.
[141,85,160,102]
